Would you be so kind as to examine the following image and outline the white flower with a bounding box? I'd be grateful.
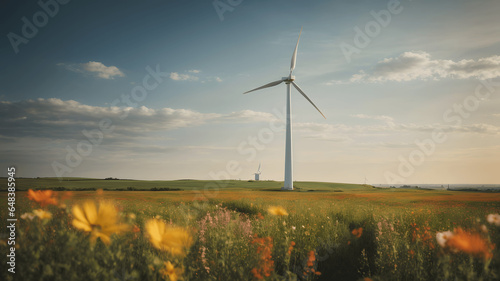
[292,226,296,230]
[21,212,35,220]
[436,231,454,248]
[487,214,500,226]
[481,224,488,233]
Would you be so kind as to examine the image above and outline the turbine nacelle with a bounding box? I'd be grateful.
[282,76,295,83]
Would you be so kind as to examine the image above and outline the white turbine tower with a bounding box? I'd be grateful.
[243,28,326,190]
[254,163,262,181]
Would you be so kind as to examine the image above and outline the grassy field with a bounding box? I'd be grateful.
[6,177,368,191]
[1,179,499,280]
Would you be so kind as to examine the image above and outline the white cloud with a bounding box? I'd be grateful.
[0,99,288,141]
[356,142,415,148]
[303,134,352,142]
[170,72,199,81]
[351,114,395,128]
[0,99,218,140]
[223,110,279,123]
[169,70,223,83]
[293,118,500,136]
[203,76,223,83]
[82,61,125,79]
[351,114,394,122]
[2,98,497,158]
[325,80,346,86]
[59,61,125,79]
[343,52,500,83]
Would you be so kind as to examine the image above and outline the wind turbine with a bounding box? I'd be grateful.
[254,163,262,181]
[243,27,326,190]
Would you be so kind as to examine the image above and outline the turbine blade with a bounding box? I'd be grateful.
[291,81,326,119]
[290,27,303,74]
[243,80,284,94]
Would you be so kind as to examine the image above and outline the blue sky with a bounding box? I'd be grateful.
[1,0,500,184]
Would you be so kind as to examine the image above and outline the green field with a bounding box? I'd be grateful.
[7,177,369,191]
[1,179,499,281]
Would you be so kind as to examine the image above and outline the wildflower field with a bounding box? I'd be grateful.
[1,179,500,281]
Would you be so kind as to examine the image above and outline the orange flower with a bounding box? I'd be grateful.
[446,228,494,259]
[306,250,316,267]
[251,268,263,280]
[287,241,296,255]
[27,189,58,207]
[303,250,321,276]
[251,235,274,279]
[61,191,73,201]
[352,227,363,238]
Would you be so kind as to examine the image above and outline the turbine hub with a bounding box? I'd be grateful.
[282,75,295,83]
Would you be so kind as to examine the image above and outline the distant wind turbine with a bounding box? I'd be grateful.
[254,163,262,181]
[243,27,326,190]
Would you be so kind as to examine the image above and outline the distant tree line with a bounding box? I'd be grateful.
[3,187,181,191]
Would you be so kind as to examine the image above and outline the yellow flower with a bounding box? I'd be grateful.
[72,201,129,245]
[145,219,193,256]
[33,209,52,220]
[268,206,288,216]
[160,261,183,281]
